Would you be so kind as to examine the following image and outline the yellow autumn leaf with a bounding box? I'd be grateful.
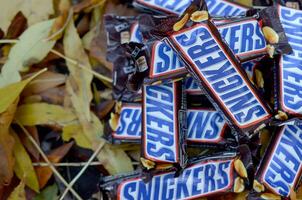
[63,17,93,122]
[8,181,26,200]
[0,0,54,34]
[11,129,39,192]
[62,112,102,149]
[0,69,46,113]
[0,20,55,87]
[98,144,134,175]
[63,18,133,174]
[15,103,78,127]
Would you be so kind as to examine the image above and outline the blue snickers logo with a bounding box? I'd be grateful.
[279,6,302,115]
[185,76,203,94]
[206,0,247,17]
[170,23,271,128]
[113,105,142,140]
[143,82,178,163]
[130,22,143,43]
[150,41,185,78]
[262,125,302,197]
[118,159,233,200]
[135,0,191,15]
[218,19,266,56]
[187,109,227,143]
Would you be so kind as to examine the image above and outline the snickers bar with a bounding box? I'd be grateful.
[142,81,186,169]
[101,148,252,200]
[276,5,302,119]
[167,20,272,133]
[109,103,142,144]
[187,108,236,147]
[206,0,249,17]
[132,0,191,15]
[254,125,302,197]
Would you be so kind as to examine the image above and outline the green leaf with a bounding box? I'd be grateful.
[0,20,56,87]
[33,184,58,200]
[11,129,39,192]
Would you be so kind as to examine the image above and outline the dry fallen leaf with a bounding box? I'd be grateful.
[7,181,26,200]
[35,142,73,188]
[0,69,46,113]
[0,98,18,187]
[0,0,54,34]
[0,20,55,87]
[18,126,40,161]
[15,103,78,127]
[22,71,66,96]
[11,129,39,192]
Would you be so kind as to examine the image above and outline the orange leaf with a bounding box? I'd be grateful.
[35,142,73,188]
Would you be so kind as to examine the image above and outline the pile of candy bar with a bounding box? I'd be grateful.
[101,0,302,199]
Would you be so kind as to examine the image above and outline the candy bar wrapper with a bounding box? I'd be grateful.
[124,40,187,86]
[132,0,192,15]
[111,43,144,102]
[277,0,302,10]
[141,80,187,171]
[253,125,302,198]
[132,0,250,17]
[166,18,272,134]
[105,102,141,144]
[273,5,302,124]
[186,107,237,149]
[139,7,292,63]
[104,15,143,62]
[100,145,253,200]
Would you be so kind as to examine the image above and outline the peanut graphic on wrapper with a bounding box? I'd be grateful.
[140,157,155,170]
[190,11,209,22]
[173,13,189,31]
[275,110,288,121]
[234,159,248,178]
[253,180,265,193]
[262,26,279,44]
[260,193,281,200]
[234,177,245,193]
[266,44,275,58]
[255,69,264,89]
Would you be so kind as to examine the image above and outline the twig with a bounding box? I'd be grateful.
[0,39,18,44]
[0,39,112,83]
[50,49,112,83]
[45,9,73,41]
[17,121,83,200]
[59,142,104,200]
[32,161,103,167]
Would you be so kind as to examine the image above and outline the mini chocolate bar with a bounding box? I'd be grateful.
[254,125,302,197]
[105,15,143,63]
[107,103,142,144]
[141,81,187,169]
[277,0,302,10]
[275,5,302,120]
[206,0,249,17]
[132,0,192,15]
[187,107,237,147]
[100,145,252,199]
[140,40,187,85]
[217,18,267,62]
[166,20,272,133]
